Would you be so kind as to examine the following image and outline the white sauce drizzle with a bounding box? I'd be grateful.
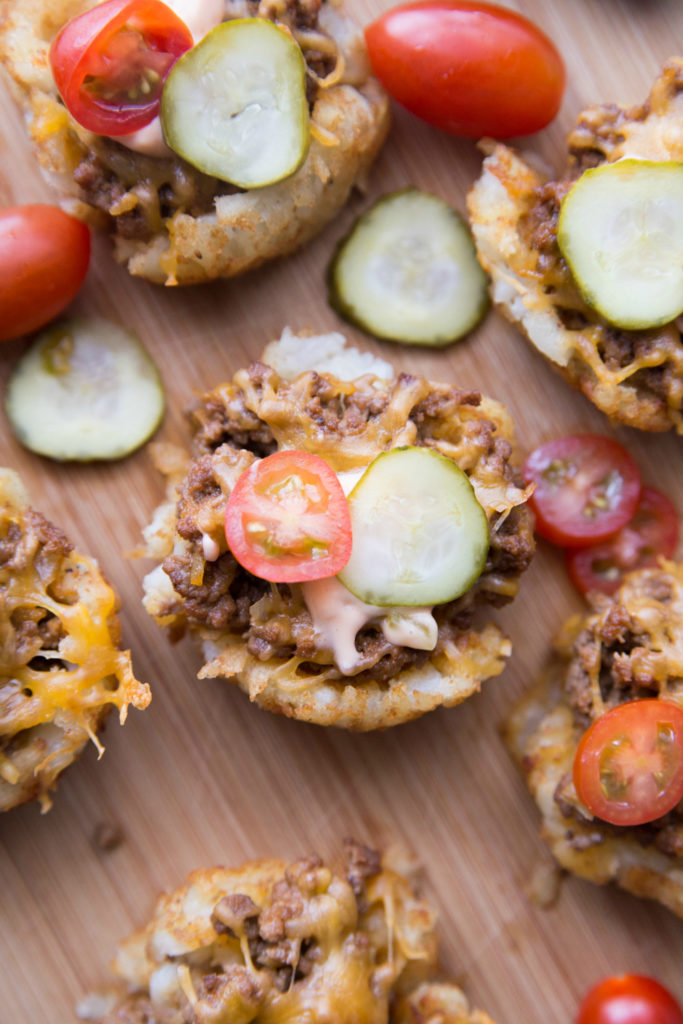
[202,532,221,562]
[301,577,437,676]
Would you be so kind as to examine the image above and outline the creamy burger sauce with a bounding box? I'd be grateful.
[301,576,438,675]
[112,0,225,156]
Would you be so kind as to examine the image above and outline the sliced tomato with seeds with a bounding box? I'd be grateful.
[523,435,641,547]
[224,450,352,583]
[566,487,679,596]
[49,0,193,135]
[573,699,683,827]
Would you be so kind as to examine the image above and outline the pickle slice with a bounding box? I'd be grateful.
[558,159,683,329]
[337,446,489,607]
[6,317,165,462]
[328,189,489,346]
[161,18,309,189]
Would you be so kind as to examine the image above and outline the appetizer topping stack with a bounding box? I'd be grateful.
[142,331,534,729]
[0,0,389,284]
[505,560,683,917]
[0,468,149,812]
[468,59,683,433]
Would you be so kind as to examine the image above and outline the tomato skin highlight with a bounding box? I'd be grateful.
[224,450,353,584]
[523,435,641,547]
[573,699,683,827]
[364,1,565,139]
[566,487,679,596]
[576,975,683,1024]
[49,0,193,135]
[0,205,90,342]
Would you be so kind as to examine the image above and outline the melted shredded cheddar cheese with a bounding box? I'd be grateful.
[78,844,494,1024]
[0,469,149,811]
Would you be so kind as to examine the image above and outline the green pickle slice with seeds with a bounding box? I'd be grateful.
[328,189,489,346]
[161,18,310,189]
[558,159,683,330]
[6,316,164,461]
[337,446,489,607]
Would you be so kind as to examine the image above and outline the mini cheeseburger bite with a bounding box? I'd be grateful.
[467,59,683,433]
[0,0,389,285]
[76,839,495,1024]
[505,561,683,918]
[142,331,534,730]
[0,468,149,811]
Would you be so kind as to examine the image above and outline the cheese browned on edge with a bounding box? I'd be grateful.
[467,59,683,433]
[0,468,150,812]
[504,561,683,919]
[76,840,495,1024]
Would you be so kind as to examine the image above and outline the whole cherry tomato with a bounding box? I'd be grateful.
[49,0,193,135]
[566,487,679,596]
[225,450,352,583]
[577,974,683,1024]
[364,1,565,139]
[573,699,683,827]
[0,205,90,342]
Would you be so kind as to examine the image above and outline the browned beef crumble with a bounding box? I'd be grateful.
[344,837,381,897]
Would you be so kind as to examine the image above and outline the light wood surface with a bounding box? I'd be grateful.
[2,2,683,1021]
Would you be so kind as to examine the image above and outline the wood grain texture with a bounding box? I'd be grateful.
[1,1,683,1020]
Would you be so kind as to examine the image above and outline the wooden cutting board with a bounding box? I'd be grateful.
[2,2,683,1021]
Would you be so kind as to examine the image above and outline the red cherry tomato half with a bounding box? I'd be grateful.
[364,1,565,139]
[566,487,679,596]
[0,204,90,342]
[523,435,641,547]
[577,974,683,1024]
[573,699,683,827]
[49,0,193,135]
[224,450,353,583]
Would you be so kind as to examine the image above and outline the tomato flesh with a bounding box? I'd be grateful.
[49,0,193,135]
[566,487,679,596]
[364,1,565,139]
[523,435,641,547]
[0,205,90,342]
[573,699,683,826]
[577,974,683,1024]
[224,450,352,583]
